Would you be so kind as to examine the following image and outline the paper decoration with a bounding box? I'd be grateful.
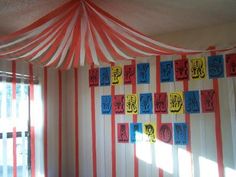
[175,59,189,81]
[130,123,143,143]
[100,67,111,86]
[154,93,168,114]
[174,123,188,145]
[160,61,174,82]
[137,63,150,84]
[117,123,129,143]
[168,92,184,114]
[124,64,136,84]
[143,123,156,143]
[89,68,99,87]
[190,57,206,79]
[126,94,138,114]
[111,66,123,85]
[159,123,173,144]
[140,93,153,114]
[208,55,224,79]
[201,89,215,112]
[113,95,125,114]
[101,95,112,114]
[226,53,236,77]
[184,91,200,113]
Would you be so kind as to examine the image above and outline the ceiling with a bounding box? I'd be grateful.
[0,0,236,37]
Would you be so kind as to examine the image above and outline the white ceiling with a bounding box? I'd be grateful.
[0,0,236,37]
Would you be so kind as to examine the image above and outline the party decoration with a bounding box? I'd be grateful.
[111,66,123,85]
[137,63,150,84]
[201,89,215,113]
[143,123,156,143]
[125,94,138,114]
[130,123,143,143]
[208,55,224,79]
[190,57,206,79]
[226,53,236,77]
[124,64,136,84]
[184,91,200,113]
[112,95,125,114]
[175,59,189,81]
[100,67,110,86]
[140,93,153,114]
[117,123,129,143]
[168,92,184,114]
[159,123,173,144]
[101,95,112,114]
[160,61,174,82]
[174,123,188,145]
[89,68,99,87]
[154,92,168,114]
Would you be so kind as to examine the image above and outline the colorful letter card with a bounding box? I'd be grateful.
[89,68,99,87]
[159,123,173,144]
[100,67,111,86]
[126,94,138,114]
[111,66,123,85]
[168,92,184,114]
[124,64,136,84]
[190,57,206,80]
[117,123,129,143]
[137,63,150,84]
[130,123,143,143]
[201,89,215,113]
[113,95,125,114]
[143,123,156,143]
[226,53,236,77]
[160,61,174,82]
[174,123,188,145]
[154,92,168,114]
[175,59,189,81]
[184,91,200,113]
[208,55,224,79]
[140,93,153,114]
[101,95,112,114]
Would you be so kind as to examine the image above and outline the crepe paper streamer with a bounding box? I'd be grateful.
[89,68,99,87]
[208,55,224,79]
[154,92,168,114]
[124,64,136,84]
[175,58,189,81]
[125,94,138,115]
[139,93,153,114]
[159,123,173,144]
[111,66,123,85]
[137,63,150,84]
[130,123,143,143]
[112,95,125,114]
[174,123,188,145]
[117,123,129,143]
[226,53,236,77]
[160,61,174,82]
[190,57,207,80]
[143,123,156,143]
[168,92,184,114]
[184,90,200,113]
[201,89,216,113]
[101,95,112,114]
[100,67,110,86]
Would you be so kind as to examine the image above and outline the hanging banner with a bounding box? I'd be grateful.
[113,95,125,114]
[175,59,189,81]
[140,93,153,114]
[160,61,174,82]
[143,123,156,143]
[226,53,236,77]
[137,63,150,84]
[184,91,200,113]
[168,92,184,114]
[126,94,138,114]
[124,64,136,84]
[154,92,168,114]
[111,66,123,85]
[208,55,224,79]
[89,68,99,87]
[117,123,129,143]
[159,123,173,144]
[201,89,216,113]
[174,123,188,145]
[100,67,111,86]
[101,95,112,114]
[190,57,206,80]
[130,123,143,143]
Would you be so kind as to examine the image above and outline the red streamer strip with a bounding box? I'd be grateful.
[74,68,79,177]
[58,70,62,177]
